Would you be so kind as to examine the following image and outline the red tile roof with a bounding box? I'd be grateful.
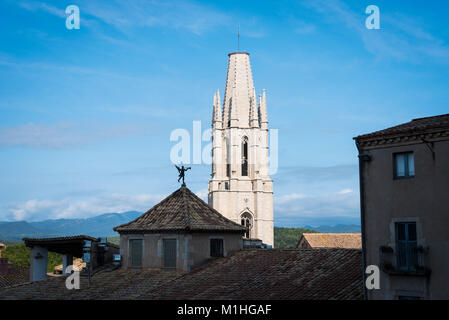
[297,233,362,249]
[0,248,362,300]
[114,186,246,233]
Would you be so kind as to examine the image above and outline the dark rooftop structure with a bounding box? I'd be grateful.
[24,235,119,282]
[114,185,246,233]
[354,113,449,148]
[23,235,98,258]
[115,185,246,271]
[0,248,362,300]
[0,264,29,289]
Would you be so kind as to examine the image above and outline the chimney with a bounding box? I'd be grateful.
[0,243,8,275]
[0,258,8,275]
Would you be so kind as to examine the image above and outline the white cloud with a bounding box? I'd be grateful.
[18,1,66,18]
[338,188,353,194]
[276,193,306,204]
[303,0,449,64]
[0,122,152,149]
[275,189,359,219]
[4,193,165,221]
[195,188,209,201]
[80,0,232,35]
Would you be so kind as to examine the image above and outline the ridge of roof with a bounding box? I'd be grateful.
[411,113,449,122]
[181,186,191,230]
[303,233,361,235]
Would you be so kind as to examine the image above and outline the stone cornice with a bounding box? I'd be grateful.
[355,128,449,150]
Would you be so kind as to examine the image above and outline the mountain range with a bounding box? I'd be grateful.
[0,211,360,241]
[0,211,141,240]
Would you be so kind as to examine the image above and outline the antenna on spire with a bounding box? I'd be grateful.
[237,23,240,51]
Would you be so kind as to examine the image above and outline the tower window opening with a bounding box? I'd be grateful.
[242,137,248,176]
[241,212,252,239]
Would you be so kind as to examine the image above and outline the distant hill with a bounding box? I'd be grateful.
[0,212,359,244]
[2,243,62,273]
[0,211,142,240]
[303,224,361,233]
[30,211,141,237]
[109,227,318,249]
[0,221,60,240]
[274,227,317,248]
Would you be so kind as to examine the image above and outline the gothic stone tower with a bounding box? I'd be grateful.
[208,52,274,246]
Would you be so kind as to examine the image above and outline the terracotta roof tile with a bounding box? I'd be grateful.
[114,186,246,233]
[0,249,362,300]
[297,233,362,249]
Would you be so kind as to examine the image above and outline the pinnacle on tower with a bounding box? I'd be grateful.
[250,88,259,128]
[213,89,222,129]
[259,89,268,130]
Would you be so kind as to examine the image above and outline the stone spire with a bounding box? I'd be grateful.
[209,51,274,247]
[223,52,255,128]
[259,89,268,130]
[212,89,222,129]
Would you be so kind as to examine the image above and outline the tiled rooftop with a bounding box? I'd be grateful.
[297,233,362,249]
[0,248,362,300]
[0,264,29,289]
[114,185,246,233]
[354,113,449,142]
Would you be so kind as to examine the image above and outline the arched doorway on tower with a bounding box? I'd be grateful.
[240,212,253,239]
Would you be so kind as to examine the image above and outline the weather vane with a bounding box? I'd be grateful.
[175,165,191,186]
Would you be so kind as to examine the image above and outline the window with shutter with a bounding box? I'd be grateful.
[163,239,177,268]
[129,239,143,267]
[210,239,224,257]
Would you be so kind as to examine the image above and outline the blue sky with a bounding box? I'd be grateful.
[1,0,448,226]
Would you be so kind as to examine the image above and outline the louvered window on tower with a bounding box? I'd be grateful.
[241,213,252,239]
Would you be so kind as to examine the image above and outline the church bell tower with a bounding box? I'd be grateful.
[208,52,274,246]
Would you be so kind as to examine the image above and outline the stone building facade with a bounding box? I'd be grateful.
[208,52,274,246]
[354,113,449,299]
[114,185,246,272]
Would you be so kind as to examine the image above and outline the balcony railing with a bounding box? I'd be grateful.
[379,245,431,276]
